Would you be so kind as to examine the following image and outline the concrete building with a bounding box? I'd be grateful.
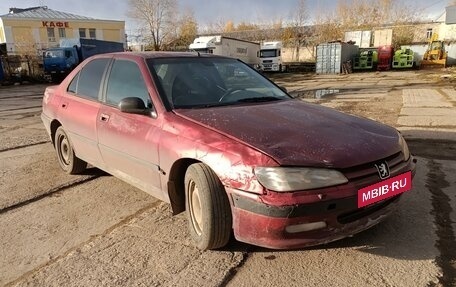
[435,5,456,41]
[0,6,125,55]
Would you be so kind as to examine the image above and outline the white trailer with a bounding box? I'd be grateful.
[189,36,260,66]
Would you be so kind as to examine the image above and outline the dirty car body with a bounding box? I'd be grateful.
[41,52,416,250]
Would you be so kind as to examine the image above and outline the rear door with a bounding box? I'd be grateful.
[96,58,163,199]
[57,57,111,166]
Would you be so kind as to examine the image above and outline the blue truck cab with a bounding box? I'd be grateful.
[43,38,124,82]
[43,47,79,79]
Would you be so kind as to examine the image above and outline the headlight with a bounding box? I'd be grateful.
[254,167,348,192]
[398,133,410,161]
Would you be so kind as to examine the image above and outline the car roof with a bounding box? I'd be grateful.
[105,51,231,60]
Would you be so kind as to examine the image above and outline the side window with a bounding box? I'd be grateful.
[106,60,150,107]
[77,58,110,100]
[67,71,80,93]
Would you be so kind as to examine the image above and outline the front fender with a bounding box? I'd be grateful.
[159,113,277,194]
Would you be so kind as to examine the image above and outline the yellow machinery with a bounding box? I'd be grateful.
[421,34,447,68]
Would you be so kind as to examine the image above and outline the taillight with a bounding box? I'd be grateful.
[43,88,53,104]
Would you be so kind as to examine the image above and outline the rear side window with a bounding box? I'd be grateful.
[106,59,150,107]
[76,58,110,100]
[67,71,79,93]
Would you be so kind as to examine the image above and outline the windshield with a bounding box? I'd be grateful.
[44,50,64,58]
[260,49,278,58]
[147,57,290,109]
[430,41,443,50]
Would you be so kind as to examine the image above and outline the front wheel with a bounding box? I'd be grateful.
[185,163,232,250]
[54,126,87,174]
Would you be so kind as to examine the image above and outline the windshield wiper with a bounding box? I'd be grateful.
[235,97,284,103]
[173,97,284,109]
[174,102,234,109]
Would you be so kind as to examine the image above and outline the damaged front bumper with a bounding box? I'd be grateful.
[227,156,417,249]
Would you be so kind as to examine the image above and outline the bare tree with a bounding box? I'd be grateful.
[128,0,177,51]
[294,0,308,28]
[282,0,310,59]
[285,0,309,44]
[313,0,419,47]
[236,22,260,31]
[264,19,284,41]
[335,0,412,29]
[169,10,198,51]
[200,18,227,34]
[313,12,343,44]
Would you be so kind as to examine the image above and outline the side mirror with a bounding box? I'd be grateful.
[118,97,155,117]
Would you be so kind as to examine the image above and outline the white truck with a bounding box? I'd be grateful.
[259,41,283,72]
[260,41,316,72]
[189,36,260,66]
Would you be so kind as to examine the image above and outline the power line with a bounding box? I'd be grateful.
[420,0,445,11]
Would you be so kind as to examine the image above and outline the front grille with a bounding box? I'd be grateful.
[341,152,404,181]
[337,196,399,224]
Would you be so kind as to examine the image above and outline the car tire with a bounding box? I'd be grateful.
[54,126,87,174]
[185,163,232,250]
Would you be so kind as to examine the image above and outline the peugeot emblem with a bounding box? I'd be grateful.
[375,161,390,179]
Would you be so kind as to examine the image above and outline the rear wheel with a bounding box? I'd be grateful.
[185,163,232,250]
[54,126,87,174]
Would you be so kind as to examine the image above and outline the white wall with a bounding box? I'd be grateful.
[3,25,14,53]
[282,46,315,62]
[403,43,456,66]
[440,23,456,41]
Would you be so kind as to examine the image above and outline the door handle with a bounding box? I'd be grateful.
[100,114,110,122]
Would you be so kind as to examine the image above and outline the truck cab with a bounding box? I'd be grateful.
[260,41,283,72]
[189,36,217,54]
[43,47,79,81]
[43,38,124,82]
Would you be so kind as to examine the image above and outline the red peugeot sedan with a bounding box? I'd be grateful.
[41,52,416,250]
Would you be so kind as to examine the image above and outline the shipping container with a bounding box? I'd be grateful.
[316,42,359,74]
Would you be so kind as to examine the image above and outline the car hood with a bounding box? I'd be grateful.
[175,100,400,168]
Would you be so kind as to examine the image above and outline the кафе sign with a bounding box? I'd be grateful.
[42,21,70,28]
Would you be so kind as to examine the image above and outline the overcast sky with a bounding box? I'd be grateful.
[0,0,449,33]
